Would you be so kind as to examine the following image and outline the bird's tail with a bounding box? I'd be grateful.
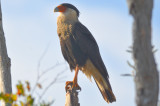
[94,77,116,103]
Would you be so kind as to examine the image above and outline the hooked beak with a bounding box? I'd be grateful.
[54,7,59,12]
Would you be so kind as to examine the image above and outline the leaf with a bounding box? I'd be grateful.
[27,95,34,105]
[20,101,24,106]
[0,93,4,100]
[16,81,25,96]
[25,81,31,91]
[37,83,42,89]
[0,93,13,103]
[11,94,17,101]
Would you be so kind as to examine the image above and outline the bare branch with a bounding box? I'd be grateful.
[121,74,132,77]
[38,70,66,103]
[39,62,65,78]
[127,60,136,71]
[126,50,133,53]
[121,70,135,77]
[152,49,158,53]
[126,46,133,53]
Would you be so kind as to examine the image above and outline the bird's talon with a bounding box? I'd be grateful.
[65,81,73,91]
[65,81,81,91]
[72,83,81,90]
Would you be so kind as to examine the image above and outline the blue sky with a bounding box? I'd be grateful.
[1,0,160,106]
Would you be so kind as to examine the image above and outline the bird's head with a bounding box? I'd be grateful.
[54,3,80,18]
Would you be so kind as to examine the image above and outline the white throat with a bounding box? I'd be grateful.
[58,8,78,23]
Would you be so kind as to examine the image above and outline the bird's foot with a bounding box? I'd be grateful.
[65,81,81,92]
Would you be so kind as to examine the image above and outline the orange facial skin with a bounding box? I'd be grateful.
[57,5,67,12]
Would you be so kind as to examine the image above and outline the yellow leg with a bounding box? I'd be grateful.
[65,65,81,90]
[72,66,79,87]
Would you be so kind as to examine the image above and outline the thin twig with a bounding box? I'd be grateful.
[127,60,136,70]
[31,44,50,94]
[39,62,65,78]
[35,91,41,99]
[126,46,133,53]
[121,74,132,76]
[126,50,133,53]
[153,49,158,53]
[151,45,158,53]
[38,70,66,103]
[121,61,136,77]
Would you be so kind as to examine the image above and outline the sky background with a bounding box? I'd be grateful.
[1,0,160,106]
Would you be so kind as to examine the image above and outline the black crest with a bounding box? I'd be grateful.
[61,3,80,17]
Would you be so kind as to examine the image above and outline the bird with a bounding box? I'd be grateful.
[54,3,116,103]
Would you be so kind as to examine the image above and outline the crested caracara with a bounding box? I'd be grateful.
[54,3,116,103]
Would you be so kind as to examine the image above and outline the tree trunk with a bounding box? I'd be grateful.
[0,2,12,106]
[126,0,159,106]
[65,83,80,106]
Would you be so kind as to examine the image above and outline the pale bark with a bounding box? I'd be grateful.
[0,2,12,106]
[126,0,159,106]
[65,83,80,106]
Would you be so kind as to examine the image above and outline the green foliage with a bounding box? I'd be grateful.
[0,81,54,106]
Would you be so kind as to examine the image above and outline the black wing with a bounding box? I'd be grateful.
[72,22,109,78]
